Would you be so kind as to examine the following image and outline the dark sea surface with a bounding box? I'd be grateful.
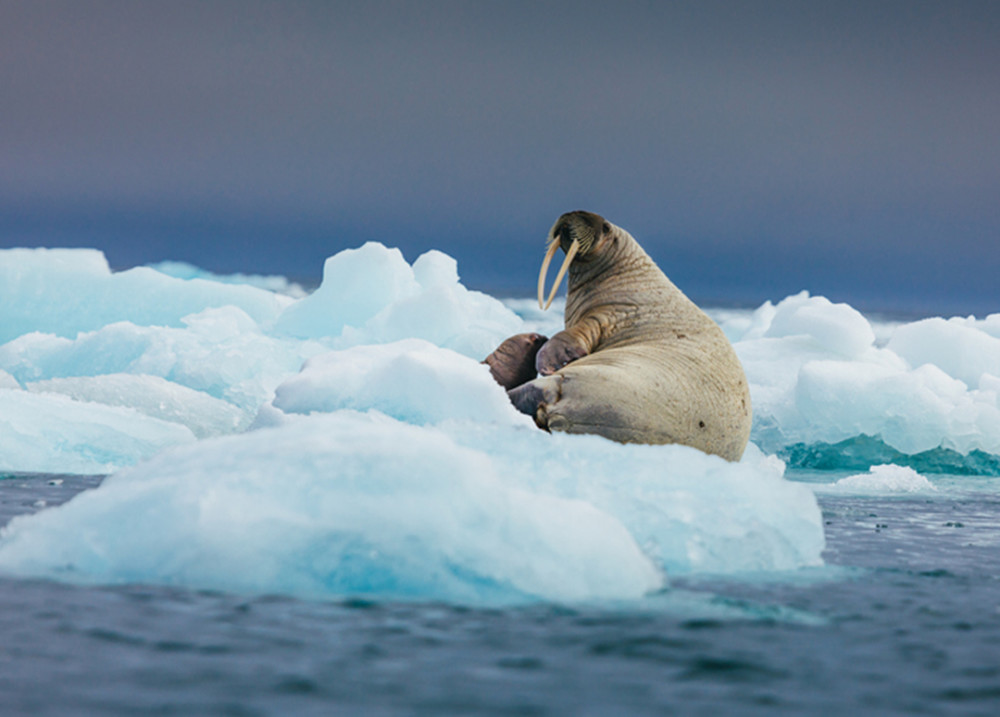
[1,471,998,716]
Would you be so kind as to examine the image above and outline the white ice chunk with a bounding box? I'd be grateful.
[275,242,421,339]
[147,260,308,298]
[274,243,521,358]
[822,464,937,494]
[0,412,824,603]
[732,293,1000,458]
[0,413,666,603]
[443,427,825,576]
[26,374,249,438]
[888,316,1000,389]
[0,389,195,474]
[0,248,292,344]
[270,339,530,427]
[726,291,875,357]
[0,307,322,413]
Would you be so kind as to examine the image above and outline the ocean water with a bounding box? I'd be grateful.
[1,470,998,715]
[1,245,999,714]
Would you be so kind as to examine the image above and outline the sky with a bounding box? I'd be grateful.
[2,0,998,315]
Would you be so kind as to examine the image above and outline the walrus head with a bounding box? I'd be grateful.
[537,210,613,310]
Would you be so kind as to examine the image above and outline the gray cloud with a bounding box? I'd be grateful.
[2,1,998,311]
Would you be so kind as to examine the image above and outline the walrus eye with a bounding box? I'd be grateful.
[603,222,611,234]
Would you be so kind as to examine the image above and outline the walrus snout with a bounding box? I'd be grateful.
[552,211,607,253]
[538,211,614,310]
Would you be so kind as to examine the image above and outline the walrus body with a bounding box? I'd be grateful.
[485,211,751,461]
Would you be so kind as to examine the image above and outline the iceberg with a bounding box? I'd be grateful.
[0,411,821,603]
[147,260,309,298]
[0,248,292,344]
[274,242,520,359]
[0,241,997,603]
[0,389,195,475]
[724,292,1000,467]
[269,339,530,427]
[819,464,937,495]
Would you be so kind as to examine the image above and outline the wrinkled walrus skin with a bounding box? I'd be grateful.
[484,211,752,461]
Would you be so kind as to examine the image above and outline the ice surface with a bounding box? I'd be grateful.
[147,260,309,298]
[723,292,1000,460]
[0,242,997,603]
[887,316,1000,390]
[0,411,822,603]
[819,465,937,494]
[271,339,530,427]
[274,243,520,358]
[0,243,519,473]
[0,248,292,344]
[0,388,195,475]
[0,307,321,414]
[26,374,247,438]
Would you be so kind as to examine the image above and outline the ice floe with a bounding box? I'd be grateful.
[1,242,997,602]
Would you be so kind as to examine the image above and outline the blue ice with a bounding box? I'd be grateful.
[1,244,998,603]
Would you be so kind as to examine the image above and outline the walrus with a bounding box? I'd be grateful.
[483,210,752,461]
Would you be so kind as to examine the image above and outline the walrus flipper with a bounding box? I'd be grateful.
[507,375,562,431]
[483,333,548,391]
[535,330,589,376]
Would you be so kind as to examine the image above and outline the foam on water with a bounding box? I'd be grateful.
[0,243,997,603]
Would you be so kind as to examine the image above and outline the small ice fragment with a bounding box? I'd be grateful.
[827,464,936,494]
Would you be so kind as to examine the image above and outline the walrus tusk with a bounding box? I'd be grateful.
[537,238,579,310]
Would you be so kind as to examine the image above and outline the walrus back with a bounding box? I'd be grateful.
[550,341,751,460]
[557,225,752,459]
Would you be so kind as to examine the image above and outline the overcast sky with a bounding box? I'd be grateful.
[2,1,998,314]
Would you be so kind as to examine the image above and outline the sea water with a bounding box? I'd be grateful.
[1,245,998,714]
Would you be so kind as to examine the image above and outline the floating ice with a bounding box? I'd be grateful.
[1,241,998,603]
[147,260,309,298]
[0,244,520,474]
[0,411,822,603]
[821,465,937,494]
[0,248,292,344]
[270,339,530,427]
[26,374,247,439]
[724,292,1000,463]
[0,388,195,475]
[887,316,1000,390]
[0,307,319,415]
[274,243,520,358]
